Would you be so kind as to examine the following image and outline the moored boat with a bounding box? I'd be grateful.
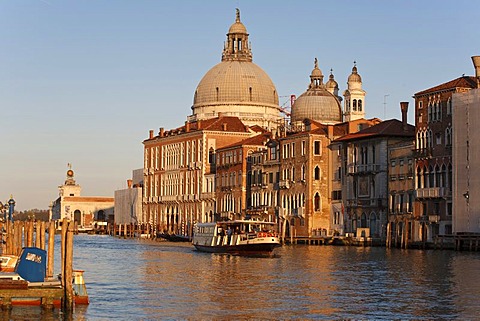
[193,220,281,256]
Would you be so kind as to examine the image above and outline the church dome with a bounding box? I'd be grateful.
[291,59,342,124]
[193,61,279,108]
[191,9,280,128]
[326,72,338,90]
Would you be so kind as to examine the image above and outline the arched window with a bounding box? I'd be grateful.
[429,165,434,188]
[314,166,320,180]
[358,100,363,111]
[445,127,452,146]
[441,165,447,188]
[369,213,377,236]
[353,99,357,111]
[423,165,429,188]
[360,213,367,228]
[435,165,441,188]
[447,98,452,115]
[97,210,105,221]
[314,193,321,211]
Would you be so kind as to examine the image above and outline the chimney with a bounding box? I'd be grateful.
[472,56,480,88]
[159,127,165,137]
[149,130,154,139]
[222,123,227,131]
[185,121,190,132]
[400,102,409,131]
[127,179,133,189]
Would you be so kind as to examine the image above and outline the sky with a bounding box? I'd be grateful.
[1,0,479,211]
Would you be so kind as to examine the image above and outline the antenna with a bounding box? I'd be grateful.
[383,94,390,120]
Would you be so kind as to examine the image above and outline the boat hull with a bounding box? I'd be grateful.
[194,243,280,256]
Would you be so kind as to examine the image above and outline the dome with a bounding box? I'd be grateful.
[348,65,362,83]
[291,90,342,124]
[291,59,342,124]
[326,72,338,90]
[191,9,280,128]
[193,60,279,108]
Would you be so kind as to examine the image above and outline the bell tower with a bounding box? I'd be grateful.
[343,62,366,121]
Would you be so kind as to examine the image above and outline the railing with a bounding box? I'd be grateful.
[416,187,449,198]
[347,164,386,174]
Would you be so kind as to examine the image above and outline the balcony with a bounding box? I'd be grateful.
[347,164,386,175]
[413,148,433,159]
[416,187,448,199]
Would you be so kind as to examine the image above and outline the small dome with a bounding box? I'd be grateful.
[291,59,342,124]
[229,8,247,34]
[348,65,362,83]
[326,72,338,90]
[229,22,247,34]
[291,90,342,124]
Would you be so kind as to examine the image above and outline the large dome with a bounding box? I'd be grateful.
[190,9,280,128]
[291,59,342,124]
[193,61,279,108]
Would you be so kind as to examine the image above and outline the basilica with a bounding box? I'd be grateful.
[142,9,387,241]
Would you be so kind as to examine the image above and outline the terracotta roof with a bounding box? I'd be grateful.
[335,119,414,142]
[63,197,114,203]
[218,132,271,150]
[415,76,477,96]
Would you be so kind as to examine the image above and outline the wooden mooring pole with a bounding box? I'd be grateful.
[61,219,74,312]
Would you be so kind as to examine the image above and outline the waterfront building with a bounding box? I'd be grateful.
[413,69,477,240]
[246,139,280,223]
[50,167,114,227]
[336,105,414,241]
[143,115,258,237]
[114,169,144,225]
[452,56,480,234]
[386,103,416,248]
[215,131,271,221]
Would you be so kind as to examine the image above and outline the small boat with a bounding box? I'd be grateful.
[193,220,281,256]
[157,233,192,242]
[0,247,89,306]
[0,255,18,272]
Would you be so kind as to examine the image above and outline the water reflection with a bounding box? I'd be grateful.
[5,235,480,320]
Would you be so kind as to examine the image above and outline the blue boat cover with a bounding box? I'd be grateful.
[16,247,46,282]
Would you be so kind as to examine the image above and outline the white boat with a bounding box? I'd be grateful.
[193,220,281,256]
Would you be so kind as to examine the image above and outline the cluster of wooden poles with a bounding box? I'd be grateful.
[0,219,75,311]
[110,222,157,238]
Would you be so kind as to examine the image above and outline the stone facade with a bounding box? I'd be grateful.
[51,168,114,226]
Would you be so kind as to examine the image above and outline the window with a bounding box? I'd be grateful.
[447,98,452,115]
[291,143,295,157]
[332,190,342,200]
[270,145,277,160]
[301,141,306,155]
[314,193,321,211]
[418,101,423,109]
[314,141,321,155]
[391,160,396,167]
[314,166,320,180]
[436,133,442,145]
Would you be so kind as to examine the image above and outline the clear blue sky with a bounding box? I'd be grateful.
[1,0,478,210]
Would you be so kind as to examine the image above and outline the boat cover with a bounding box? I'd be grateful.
[16,247,46,282]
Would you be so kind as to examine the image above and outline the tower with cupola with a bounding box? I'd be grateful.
[343,62,366,121]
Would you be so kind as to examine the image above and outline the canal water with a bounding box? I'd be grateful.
[5,234,480,320]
